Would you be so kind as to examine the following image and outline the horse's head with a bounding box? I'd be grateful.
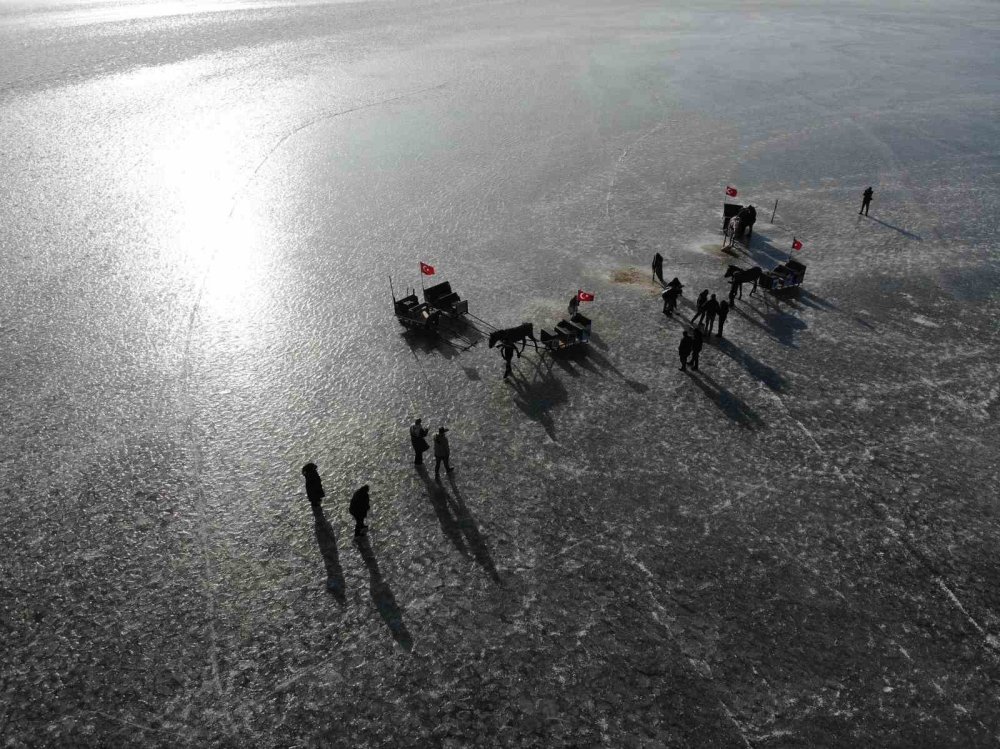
[724,266,739,278]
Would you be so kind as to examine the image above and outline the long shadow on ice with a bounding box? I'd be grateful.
[713,337,788,392]
[732,231,788,267]
[864,215,922,241]
[688,370,765,430]
[447,475,501,585]
[581,347,649,393]
[508,360,566,440]
[311,505,346,602]
[733,303,806,348]
[354,535,413,651]
[416,465,469,558]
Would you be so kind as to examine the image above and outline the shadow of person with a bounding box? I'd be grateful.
[446,475,502,585]
[714,337,788,392]
[415,465,469,557]
[866,216,922,240]
[311,505,346,602]
[688,370,766,430]
[354,535,413,652]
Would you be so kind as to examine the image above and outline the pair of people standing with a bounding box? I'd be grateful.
[301,463,371,536]
[677,329,703,372]
[410,419,453,481]
[691,290,730,337]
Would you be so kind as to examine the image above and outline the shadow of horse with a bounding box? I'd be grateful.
[354,535,413,651]
[688,370,766,430]
[508,359,567,440]
[714,337,788,392]
[311,505,346,601]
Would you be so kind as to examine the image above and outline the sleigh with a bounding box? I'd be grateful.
[760,260,806,293]
[423,280,469,318]
[540,313,591,352]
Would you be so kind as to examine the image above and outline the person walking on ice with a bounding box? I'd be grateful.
[652,252,664,285]
[350,484,370,537]
[690,289,709,326]
[662,278,683,315]
[409,418,429,465]
[717,299,730,337]
[690,328,703,371]
[499,339,520,379]
[433,426,452,482]
[301,463,325,512]
[703,294,720,335]
[678,331,693,372]
[860,186,873,216]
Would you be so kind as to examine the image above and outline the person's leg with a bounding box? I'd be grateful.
[445,456,452,473]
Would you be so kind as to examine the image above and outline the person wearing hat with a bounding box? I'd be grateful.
[433,426,452,482]
[349,484,370,536]
[301,463,325,512]
[409,418,429,465]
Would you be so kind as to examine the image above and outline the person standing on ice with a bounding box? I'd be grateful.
[703,294,720,335]
[301,463,325,512]
[568,292,580,316]
[717,300,730,337]
[652,252,664,285]
[499,339,520,379]
[409,418,429,465]
[349,484,370,536]
[690,328,703,371]
[678,331,693,371]
[690,289,709,326]
[860,186,874,216]
[433,426,452,482]
[728,278,739,306]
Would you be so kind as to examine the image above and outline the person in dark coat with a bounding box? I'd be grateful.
[717,300,730,337]
[409,418,429,465]
[690,328,703,371]
[433,427,452,482]
[301,463,325,511]
[728,278,739,305]
[703,294,720,334]
[860,186,873,216]
[678,331,693,372]
[662,278,683,315]
[568,292,580,316]
[499,340,520,379]
[652,252,664,284]
[349,484,370,536]
[690,289,709,326]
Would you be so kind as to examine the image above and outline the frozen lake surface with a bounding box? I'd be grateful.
[2,0,999,745]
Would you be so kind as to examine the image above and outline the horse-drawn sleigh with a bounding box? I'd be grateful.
[725,259,806,298]
[722,203,758,249]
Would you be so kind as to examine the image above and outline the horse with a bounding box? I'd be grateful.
[735,205,757,242]
[724,265,763,298]
[723,215,742,249]
[488,323,536,351]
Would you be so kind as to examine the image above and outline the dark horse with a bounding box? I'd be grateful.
[488,323,536,351]
[724,265,763,298]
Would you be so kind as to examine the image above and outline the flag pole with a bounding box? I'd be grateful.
[770,199,778,223]
[789,238,794,263]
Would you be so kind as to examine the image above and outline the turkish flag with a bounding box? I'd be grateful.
[725,186,738,197]
[420,262,435,276]
[791,238,803,251]
[577,290,595,302]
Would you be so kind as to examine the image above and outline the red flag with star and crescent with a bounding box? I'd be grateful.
[420,262,435,276]
[577,290,595,302]
[725,186,738,197]
[791,238,803,251]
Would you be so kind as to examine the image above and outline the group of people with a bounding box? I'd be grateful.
[302,463,371,536]
[300,419,456,537]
